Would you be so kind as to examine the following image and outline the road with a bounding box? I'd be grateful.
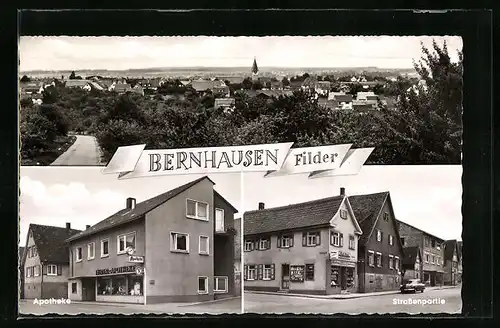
[50,135,103,166]
[244,287,462,314]
[19,297,241,315]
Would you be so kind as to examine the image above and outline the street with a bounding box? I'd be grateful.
[51,135,103,166]
[19,297,242,315]
[244,287,462,314]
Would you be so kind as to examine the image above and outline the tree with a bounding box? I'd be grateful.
[20,75,31,83]
[282,77,290,87]
[69,71,76,79]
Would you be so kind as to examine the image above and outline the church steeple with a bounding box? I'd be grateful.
[251,57,259,74]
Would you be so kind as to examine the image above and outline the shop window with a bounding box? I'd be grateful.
[214,276,228,293]
[101,239,109,257]
[97,276,128,295]
[277,235,293,248]
[290,265,305,282]
[330,266,339,287]
[117,232,136,254]
[346,267,355,288]
[171,232,189,253]
[199,236,209,255]
[72,283,77,294]
[244,240,254,252]
[368,250,375,266]
[305,264,315,281]
[128,275,143,296]
[88,242,95,260]
[198,276,208,294]
[76,247,83,262]
[186,199,209,221]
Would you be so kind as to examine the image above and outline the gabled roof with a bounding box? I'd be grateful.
[25,224,82,264]
[444,239,459,262]
[67,176,215,242]
[113,83,132,92]
[65,80,91,87]
[214,98,236,107]
[214,190,238,214]
[244,195,345,236]
[191,80,226,92]
[402,246,421,266]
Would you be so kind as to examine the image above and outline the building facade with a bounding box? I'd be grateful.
[243,189,362,295]
[349,191,405,293]
[66,176,238,304]
[402,246,423,280]
[397,221,445,286]
[443,240,462,285]
[22,223,82,299]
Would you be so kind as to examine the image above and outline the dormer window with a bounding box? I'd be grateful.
[340,209,348,219]
[186,199,209,221]
[383,213,389,221]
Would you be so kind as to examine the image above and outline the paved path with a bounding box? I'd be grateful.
[244,287,461,314]
[50,135,103,166]
[19,297,241,315]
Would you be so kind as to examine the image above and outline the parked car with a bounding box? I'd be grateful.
[400,278,425,293]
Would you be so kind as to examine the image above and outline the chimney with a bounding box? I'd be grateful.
[258,202,265,210]
[66,222,71,230]
[340,187,345,196]
[126,197,136,210]
[86,225,91,230]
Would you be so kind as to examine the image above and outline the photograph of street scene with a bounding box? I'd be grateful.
[19,36,462,166]
[241,165,462,314]
[18,167,242,315]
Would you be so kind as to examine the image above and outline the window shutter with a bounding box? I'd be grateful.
[243,265,248,280]
[267,238,271,250]
[302,232,307,246]
[277,236,281,248]
[271,264,275,280]
[25,269,29,278]
[317,232,321,246]
[42,264,47,275]
[254,240,259,251]
[340,233,344,247]
[258,264,263,280]
[57,265,62,276]
[290,235,294,247]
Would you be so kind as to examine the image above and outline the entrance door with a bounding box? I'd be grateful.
[340,267,347,290]
[82,278,96,301]
[281,264,290,290]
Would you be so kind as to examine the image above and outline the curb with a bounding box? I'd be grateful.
[246,290,399,300]
[179,296,241,307]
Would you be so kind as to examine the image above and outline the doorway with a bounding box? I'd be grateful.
[281,264,290,290]
[82,278,96,301]
[340,267,347,290]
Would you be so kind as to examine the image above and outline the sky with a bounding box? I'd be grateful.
[18,36,463,72]
[19,165,462,246]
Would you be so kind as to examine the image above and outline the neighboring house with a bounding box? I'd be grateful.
[22,223,82,299]
[256,90,293,99]
[243,187,363,295]
[19,82,44,95]
[191,80,230,97]
[214,98,235,111]
[88,81,104,91]
[443,240,462,285]
[65,80,92,90]
[402,246,423,280]
[315,81,331,97]
[356,91,377,101]
[132,85,145,96]
[301,77,318,92]
[220,76,245,85]
[270,81,284,90]
[397,221,446,286]
[349,191,405,293]
[234,217,242,296]
[352,100,377,112]
[328,92,353,110]
[19,246,25,299]
[111,83,133,94]
[66,176,238,304]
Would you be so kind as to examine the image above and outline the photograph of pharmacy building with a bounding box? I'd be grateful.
[66,176,238,304]
[243,188,405,295]
[21,223,82,299]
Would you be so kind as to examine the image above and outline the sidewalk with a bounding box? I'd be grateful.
[246,285,459,300]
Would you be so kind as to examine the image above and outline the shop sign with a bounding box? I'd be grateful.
[329,250,354,261]
[331,259,356,268]
[129,255,144,263]
[96,265,136,276]
[135,266,144,276]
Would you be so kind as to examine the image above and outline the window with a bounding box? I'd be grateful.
[34,265,40,277]
[198,276,208,294]
[348,235,356,250]
[244,240,254,252]
[389,235,394,246]
[87,243,95,260]
[214,276,228,292]
[400,237,405,246]
[305,264,315,281]
[395,256,400,270]
[171,232,189,253]
[277,235,293,248]
[101,239,109,257]
[263,264,273,280]
[431,239,436,248]
[215,208,225,232]
[389,255,394,269]
[199,236,209,255]
[340,209,348,219]
[186,199,209,221]
[128,275,144,296]
[424,253,429,263]
[376,252,382,267]
[47,264,57,276]
[383,213,389,221]
[76,247,83,262]
[97,276,128,295]
[117,232,136,254]
[71,283,77,294]
[304,231,321,247]
[376,230,382,242]
[245,265,256,280]
[368,250,375,266]
[431,255,435,264]
[257,238,271,250]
